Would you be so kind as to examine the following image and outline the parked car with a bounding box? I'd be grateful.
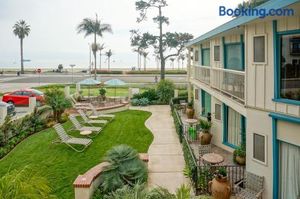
[0,101,16,117]
[2,89,45,106]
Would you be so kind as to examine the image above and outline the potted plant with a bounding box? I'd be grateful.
[199,119,212,145]
[208,167,231,199]
[234,145,246,165]
[186,102,194,119]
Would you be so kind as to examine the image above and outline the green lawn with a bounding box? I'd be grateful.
[0,110,153,199]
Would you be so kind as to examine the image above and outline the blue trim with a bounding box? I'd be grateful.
[222,104,246,149]
[272,98,300,106]
[273,20,279,99]
[271,118,279,199]
[277,29,300,35]
[273,23,300,105]
[269,112,300,124]
[224,42,245,71]
[222,104,228,144]
[269,112,300,199]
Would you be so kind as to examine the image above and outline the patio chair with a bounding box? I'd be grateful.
[53,123,92,152]
[88,104,115,119]
[69,115,102,133]
[235,171,264,199]
[70,95,90,108]
[199,144,211,165]
[77,109,108,125]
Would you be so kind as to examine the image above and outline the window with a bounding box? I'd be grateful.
[202,48,210,66]
[253,36,265,62]
[215,104,221,120]
[214,46,220,61]
[22,91,32,96]
[223,105,246,148]
[253,133,266,163]
[279,33,300,101]
[194,50,199,62]
[201,90,211,117]
[13,91,23,96]
[225,43,244,71]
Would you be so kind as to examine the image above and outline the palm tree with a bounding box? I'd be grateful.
[77,15,112,79]
[142,51,149,71]
[105,49,113,70]
[13,20,30,74]
[98,43,105,70]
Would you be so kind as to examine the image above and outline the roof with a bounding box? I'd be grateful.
[186,0,300,47]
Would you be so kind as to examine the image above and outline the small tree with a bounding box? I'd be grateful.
[57,64,63,72]
[105,49,113,70]
[45,87,72,122]
[156,79,175,104]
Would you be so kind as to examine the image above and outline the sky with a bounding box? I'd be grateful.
[0,0,244,69]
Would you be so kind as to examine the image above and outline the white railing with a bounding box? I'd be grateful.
[192,65,245,103]
[194,65,210,85]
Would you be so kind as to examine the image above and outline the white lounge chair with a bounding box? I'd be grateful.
[78,109,108,125]
[53,123,92,152]
[88,104,115,119]
[69,115,102,133]
[70,95,90,108]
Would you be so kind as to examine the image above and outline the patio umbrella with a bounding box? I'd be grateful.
[77,78,101,98]
[104,79,126,99]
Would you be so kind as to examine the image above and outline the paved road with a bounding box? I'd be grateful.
[131,105,189,193]
[0,74,187,84]
[0,74,187,93]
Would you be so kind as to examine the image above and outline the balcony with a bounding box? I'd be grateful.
[192,65,245,103]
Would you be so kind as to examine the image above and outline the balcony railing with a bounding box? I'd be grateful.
[194,66,210,85]
[192,65,245,103]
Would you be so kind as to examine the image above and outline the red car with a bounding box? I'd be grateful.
[2,89,45,106]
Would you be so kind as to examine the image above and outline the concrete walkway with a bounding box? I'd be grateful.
[131,105,189,193]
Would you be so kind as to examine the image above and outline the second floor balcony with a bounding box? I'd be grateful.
[192,65,245,103]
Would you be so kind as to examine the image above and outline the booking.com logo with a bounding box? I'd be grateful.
[219,6,294,18]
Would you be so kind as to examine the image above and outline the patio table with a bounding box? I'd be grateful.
[80,130,92,136]
[202,153,224,165]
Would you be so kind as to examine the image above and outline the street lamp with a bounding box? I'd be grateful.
[70,64,76,83]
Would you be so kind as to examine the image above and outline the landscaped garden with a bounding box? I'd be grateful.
[0,110,153,198]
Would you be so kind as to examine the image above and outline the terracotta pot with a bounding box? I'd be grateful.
[199,131,213,145]
[209,177,231,199]
[236,155,246,165]
[186,108,194,119]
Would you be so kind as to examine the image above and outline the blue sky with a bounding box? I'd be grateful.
[0,0,243,69]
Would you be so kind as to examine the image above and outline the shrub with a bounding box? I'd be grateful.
[0,166,55,199]
[140,89,158,101]
[157,80,175,104]
[132,93,143,100]
[100,145,148,193]
[139,98,150,106]
[131,99,140,106]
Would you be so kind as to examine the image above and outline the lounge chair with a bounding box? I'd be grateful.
[53,123,92,152]
[69,115,102,132]
[78,109,108,125]
[88,104,115,119]
[70,95,90,108]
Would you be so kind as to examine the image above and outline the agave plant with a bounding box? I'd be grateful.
[100,145,148,193]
